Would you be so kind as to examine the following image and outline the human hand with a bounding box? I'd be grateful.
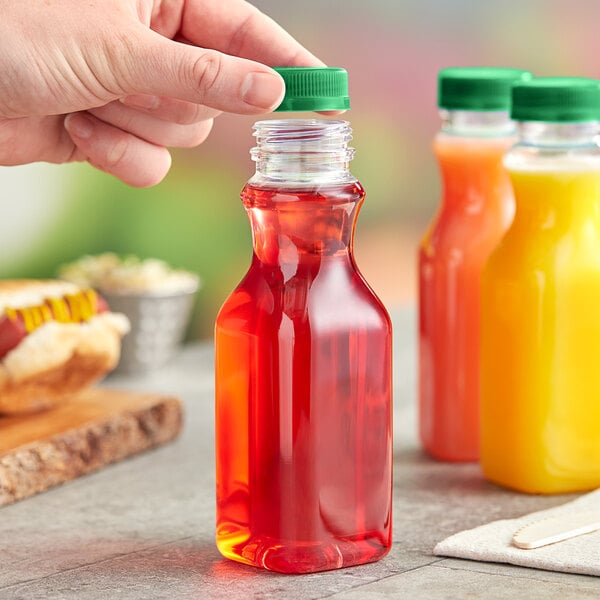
[0,0,323,186]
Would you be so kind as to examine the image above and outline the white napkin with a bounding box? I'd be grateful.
[434,488,600,576]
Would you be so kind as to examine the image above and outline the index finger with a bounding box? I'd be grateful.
[180,0,325,67]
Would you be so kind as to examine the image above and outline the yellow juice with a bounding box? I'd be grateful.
[481,167,600,493]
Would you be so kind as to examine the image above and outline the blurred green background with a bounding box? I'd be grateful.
[2,0,599,338]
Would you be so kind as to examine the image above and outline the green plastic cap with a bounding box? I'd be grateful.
[438,67,533,111]
[511,77,600,122]
[273,67,350,112]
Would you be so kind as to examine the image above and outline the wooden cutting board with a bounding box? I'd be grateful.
[0,388,183,507]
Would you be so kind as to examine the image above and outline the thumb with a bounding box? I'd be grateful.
[119,29,285,114]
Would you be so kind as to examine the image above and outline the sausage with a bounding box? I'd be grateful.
[0,314,27,359]
[0,290,110,359]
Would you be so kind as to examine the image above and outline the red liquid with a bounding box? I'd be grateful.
[215,182,392,573]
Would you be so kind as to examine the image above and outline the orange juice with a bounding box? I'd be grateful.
[420,136,514,460]
[481,77,600,493]
[419,67,530,462]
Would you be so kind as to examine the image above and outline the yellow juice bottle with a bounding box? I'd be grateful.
[481,77,600,494]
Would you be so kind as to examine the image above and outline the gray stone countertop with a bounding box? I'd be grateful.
[1,310,599,599]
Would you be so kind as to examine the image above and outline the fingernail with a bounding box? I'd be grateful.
[241,72,285,110]
[120,95,160,110]
[64,113,94,139]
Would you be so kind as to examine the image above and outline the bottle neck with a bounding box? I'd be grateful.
[249,119,356,186]
[435,110,516,214]
[440,110,515,137]
[515,121,600,148]
[505,121,600,172]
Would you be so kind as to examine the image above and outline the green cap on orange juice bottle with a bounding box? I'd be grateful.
[438,67,533,111]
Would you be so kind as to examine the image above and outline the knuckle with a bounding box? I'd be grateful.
[181,119,214,148]
[174,103,204,125]
[105,138,130,168]
[94,31,141,97]
[63,139,85,164]
[189,52,223,98]
[227,9,262,56]
[172,104,220,126]
[94,103,137,131]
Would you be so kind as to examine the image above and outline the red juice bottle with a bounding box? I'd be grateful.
[215,68,393,574]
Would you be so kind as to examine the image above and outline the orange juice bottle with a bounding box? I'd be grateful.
[419,67,531,461]
[481,77,600,493]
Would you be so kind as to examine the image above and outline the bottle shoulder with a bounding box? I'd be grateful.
[420,201,513,254]
[484,226,600,279]
[504,144,600,173]
[216,261,391,333]
[434,132,516,152]
[241,180,365,208]
[505,122,600,172]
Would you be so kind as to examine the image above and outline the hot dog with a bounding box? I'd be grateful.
[0,280,130,414]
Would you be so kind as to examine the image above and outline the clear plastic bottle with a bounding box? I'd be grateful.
[215,68,393,573]
[419,67,531,461]
[481,77,600,493]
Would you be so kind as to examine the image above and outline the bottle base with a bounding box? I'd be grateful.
[420,437,479,463]
[422,447,479,463]
[482,468,600,495]
[217,534,391,574]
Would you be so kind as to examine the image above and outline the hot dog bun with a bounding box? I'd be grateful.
[0,279,130,414]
